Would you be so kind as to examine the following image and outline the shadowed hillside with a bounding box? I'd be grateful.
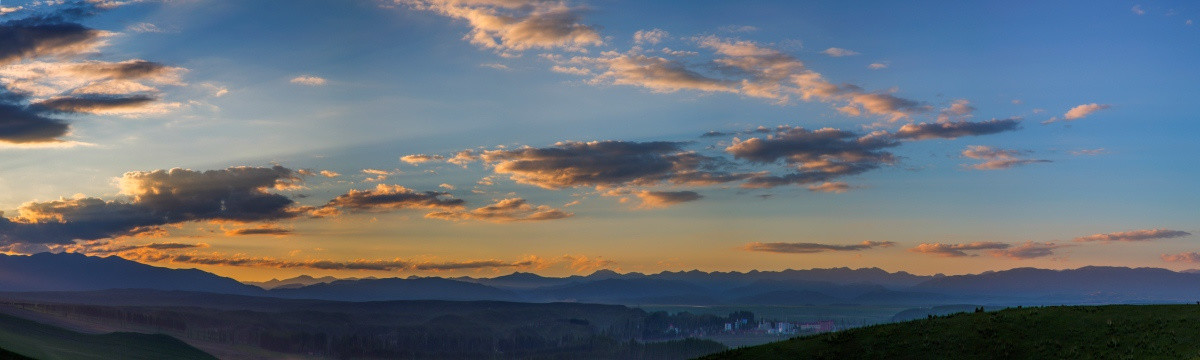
[0,312,215,360]
[701,305,1200,359]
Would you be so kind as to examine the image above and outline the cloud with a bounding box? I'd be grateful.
[224,226,292,236]
[937,99,975,122]
[474,140,751,190]
[126,22,163,33]
[583,53,735,93]
[425,198,571,222]
[745,240,895,254]
[323,183,464,213]
[635,190,702,208]
[0,102,69,144]
[124,251,544,272]
[1132,5,1145,15]
[909,242,1011,257]
[988,241,1066,259]
[290,75,327,86]
[0,10,185,144]
[894,118,1021,140]
[400,154,445,164]
[633,28,667,45]
[1063,103,1110,120]
[1073,229,1191,242]
[718,25,758,33]
[961,145,1050,170]
[0,12,108,66]
[806,181,852,193]
[821,47,859,57]
[32,94,156,114]
[557,37,927,120]
[361,168,394,182]
[1163,252,1200,264]
[0,6,23,16]
[399,0,603,53]
[1044,103,1111,124]
[1070,148,1106,156]
[867,62,888,70]
[480,62,509,70]
[0,166,306,245]
[726,126,898,188]
[53,239,209,255]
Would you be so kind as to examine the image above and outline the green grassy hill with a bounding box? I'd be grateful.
[0,312,215,360]
[701,305,1200,360]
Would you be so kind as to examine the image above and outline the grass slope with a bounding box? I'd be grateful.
[0,312,215,360]
[701,305,1200,360]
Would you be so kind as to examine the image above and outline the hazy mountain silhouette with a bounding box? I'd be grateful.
[268,277,519,302]
[246,275,376,289]
[8,253,1200,305]
[0,253,260,294]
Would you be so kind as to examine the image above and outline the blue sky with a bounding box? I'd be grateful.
[0,0,1196,280]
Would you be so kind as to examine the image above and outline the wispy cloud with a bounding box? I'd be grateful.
[1074,229,1191,242]
[1043,103,1111,124]
[425,198,571,222]
[909,242,1011,257]
[399,0,603,54]
[634,190,702,208]
[745,240,895,254]
[290,75,327,86]
[961,145,1050,170]
[821,47,859,57]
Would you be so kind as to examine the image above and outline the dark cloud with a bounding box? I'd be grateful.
[909,242,1011,257]
[0,11,103,65]
[479,140,752,189]
[1074,229,1191,242]
[72,241,209,255]
[894,118,1021,140]
[425,198,571,222]
[744,240,895,254]
[726,126,898,188]
[67,60,171,80]
[33,94,156,114]
[0,102,69,143]
[0,166,305,244]
[0,8,178,144]
[225,227,293,236]
[324,184,465,212]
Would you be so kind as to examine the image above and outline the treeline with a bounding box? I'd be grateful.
[644,311,754,339]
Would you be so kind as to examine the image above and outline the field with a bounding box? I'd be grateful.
[0,312,214,360]
[702,304,1200,359]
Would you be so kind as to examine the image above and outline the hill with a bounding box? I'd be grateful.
[701,304,1200,359]
[0,312,215,360]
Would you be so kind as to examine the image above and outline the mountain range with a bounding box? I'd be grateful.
[5,252,1200,306]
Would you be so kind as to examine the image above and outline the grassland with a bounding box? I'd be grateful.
[0,312,215,360]
[701,304,1200,360]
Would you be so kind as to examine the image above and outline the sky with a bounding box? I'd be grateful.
[0,0,1197,281]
